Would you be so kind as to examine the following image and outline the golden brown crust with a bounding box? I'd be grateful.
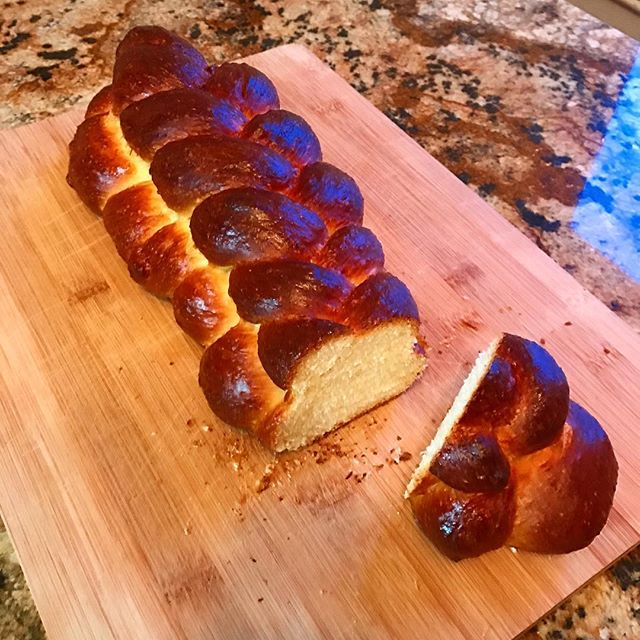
[318,225,385,284]
[292,162,364,231]
[150,135,296,212]
[409,481,515,561]
[127,220,203,297]
[408,334,618,559]
[341,272,420,328]
[202,62,279,118]
[228,260,352,324]
[172,267,238,345]
[120,88,247,160]
[85,85,113,118]
[190,187,327,265]
[242,109,322,167]
[460,355,517,426]
[102,182,172,261]
[508,401,618,553]
[429,433,511,493]
[495,334,569,454]
[111,26,210,114]
[66,114,141,213]
[199,323,284,432]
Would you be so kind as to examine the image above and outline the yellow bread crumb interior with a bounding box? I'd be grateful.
[270,320,425,452]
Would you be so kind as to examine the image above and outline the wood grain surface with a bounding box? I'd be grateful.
[0,45,639,640]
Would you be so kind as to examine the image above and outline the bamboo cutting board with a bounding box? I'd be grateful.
[0,45,639,640]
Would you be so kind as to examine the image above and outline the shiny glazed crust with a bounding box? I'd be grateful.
[67,26,426,451]
[406,334,618,559]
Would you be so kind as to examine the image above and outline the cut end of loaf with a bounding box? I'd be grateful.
[264,320,426,452]
[404,333,617,559]
[404,337,499,498]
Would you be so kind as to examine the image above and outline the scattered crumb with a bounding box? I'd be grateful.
[118,365,124,372]
[187,418,196,428]
[399,451,412,462]
[540,338,546,345]
[564,321,573,326]
[150,431,157,437]
[345,470,353,480]
[256,463,275,493]
[603,347,611,355]
[250,557,257,563]
[191,438,204,448]
[183,524,192,536]
[201,423,211,432]
[396,435,402,441]
[169,361,175,366]
[509,546,518,554]
[374,463,384,471]
[312,441,347,464]
[460,317,480,331]
[258,597,264,603]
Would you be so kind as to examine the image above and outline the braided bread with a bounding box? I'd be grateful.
[405,334,618,560]
[67,26,426,451]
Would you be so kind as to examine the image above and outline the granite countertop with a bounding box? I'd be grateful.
[1,0,639,638]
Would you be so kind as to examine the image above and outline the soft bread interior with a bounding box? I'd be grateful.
[404,337,500,497]
[270,321,425,452]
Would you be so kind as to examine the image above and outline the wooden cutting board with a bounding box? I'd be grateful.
[0,45,639,640]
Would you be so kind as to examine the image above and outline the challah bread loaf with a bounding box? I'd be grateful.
[67,26,426,451]
[405,334,617,560]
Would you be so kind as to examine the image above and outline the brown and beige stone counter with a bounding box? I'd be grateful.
[0,0,638,638]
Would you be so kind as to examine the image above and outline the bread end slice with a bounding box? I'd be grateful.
[405,337,500,498]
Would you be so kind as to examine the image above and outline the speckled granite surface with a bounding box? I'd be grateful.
[1,0,639,638]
